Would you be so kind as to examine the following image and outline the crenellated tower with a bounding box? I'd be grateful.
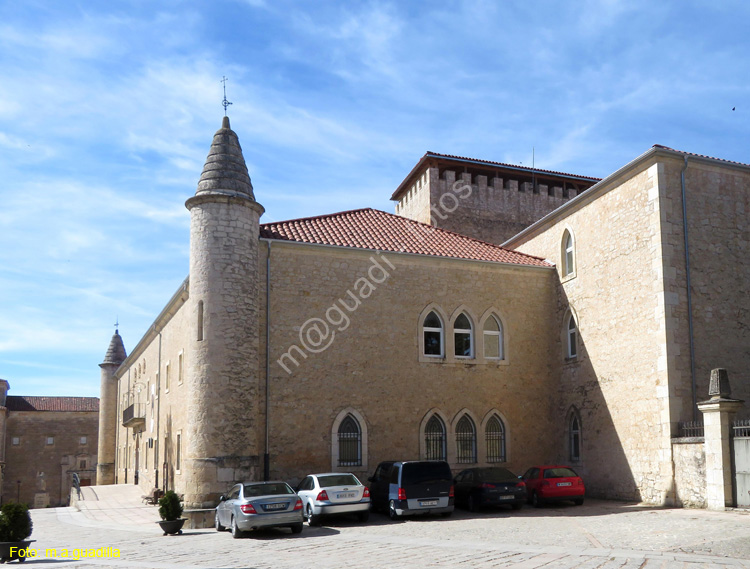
[97,329,127,485]
[184,116,264,508]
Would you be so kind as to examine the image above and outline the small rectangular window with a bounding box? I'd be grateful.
[80,436,87,445]
[46,436,54,445]
[165,362,171,392]
[178,352,184,385]
[11,437,20,446]
[176,432,181,473]
[80,460,87,469]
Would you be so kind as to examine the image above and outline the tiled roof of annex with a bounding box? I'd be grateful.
[6,396,100,412]
[260,208,550,267]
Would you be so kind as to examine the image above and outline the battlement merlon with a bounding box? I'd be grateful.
[392,153,599,245]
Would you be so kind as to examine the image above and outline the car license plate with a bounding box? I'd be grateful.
[499,495,514,500]
[264,503,286,510]
[337,492,356,499]
[557,482,572,487]
[420,500,438,507]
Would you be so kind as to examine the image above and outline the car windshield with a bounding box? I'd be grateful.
[244,483,293,497]
[402,462,452,485]
[475,467,515,482]
[543,468,578,479]
[318,474,360,488]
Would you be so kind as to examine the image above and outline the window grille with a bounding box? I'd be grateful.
[425,416,446,460]
[456,415,476,463]
[569,415,581,461]
[338,415,362,466]
[485,416,506,462]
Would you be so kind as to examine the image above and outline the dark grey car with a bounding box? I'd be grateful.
[215,481,304,538]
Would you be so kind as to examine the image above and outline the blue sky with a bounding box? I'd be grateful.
[1,0,748,397]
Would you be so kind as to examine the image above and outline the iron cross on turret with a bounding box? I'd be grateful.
[221,76,232,116]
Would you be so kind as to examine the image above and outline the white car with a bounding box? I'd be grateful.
[295,473,370,525]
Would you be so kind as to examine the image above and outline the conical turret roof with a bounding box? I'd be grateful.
[195,116,256,200]
[101,330,127,367]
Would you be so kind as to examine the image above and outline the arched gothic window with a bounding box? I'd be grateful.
[485,415,506,462]
[454,313,473,358]
[455,415,477,464]
[423,311,444,357]
[337,414,362,467]
[569,412,581,462]
[566,314,578,359]
[562,230,575,277]
[483,315,504,360]
[425,415,446,460]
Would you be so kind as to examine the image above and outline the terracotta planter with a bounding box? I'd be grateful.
[156,518,186,535]
[0,540,35,563]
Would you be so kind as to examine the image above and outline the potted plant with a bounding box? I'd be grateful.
[0,502,34,563]
[156,491,185,535]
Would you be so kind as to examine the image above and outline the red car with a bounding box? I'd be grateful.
[521,465,585,507]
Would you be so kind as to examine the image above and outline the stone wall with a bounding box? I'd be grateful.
[510,161,676,503]
[259,240,559,486]
[114,287,192,498]
[3,411,98,507]
[671,438,706,508]
[656,157,750,420]
[394,166,588,245]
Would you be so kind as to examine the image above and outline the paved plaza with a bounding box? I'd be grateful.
[14,485,750,568]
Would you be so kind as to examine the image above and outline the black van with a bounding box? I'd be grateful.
[368,460,454,520]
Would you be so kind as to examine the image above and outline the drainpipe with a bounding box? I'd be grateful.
[680,156,698,420]
[156,331,162,489]
[264,241,271,481]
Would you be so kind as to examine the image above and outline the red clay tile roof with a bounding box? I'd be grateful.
[6,396,99,412]
[260,208,550,267]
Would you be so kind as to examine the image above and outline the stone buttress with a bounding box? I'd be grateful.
[184,116,265,508]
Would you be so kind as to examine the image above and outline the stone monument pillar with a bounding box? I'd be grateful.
[698,368,744,510]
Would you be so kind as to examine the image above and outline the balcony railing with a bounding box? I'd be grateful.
[122,403,146,429]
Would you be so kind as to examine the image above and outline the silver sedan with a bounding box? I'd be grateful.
[296,473,370,525]
[215,481,304,538]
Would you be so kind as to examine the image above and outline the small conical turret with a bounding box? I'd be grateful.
[194,116,256,200]
[97,329,127,485]
[101,330,127,367]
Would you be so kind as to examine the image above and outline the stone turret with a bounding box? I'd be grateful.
[97,330,126,485]
[184,116,265,508]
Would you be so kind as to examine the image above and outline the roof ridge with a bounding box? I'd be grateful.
[260,207,375,227]
[652,144,750,168]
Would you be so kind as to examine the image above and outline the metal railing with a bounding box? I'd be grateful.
[678,420,704,438]
[122,403,146,427]
[734,419,750,437]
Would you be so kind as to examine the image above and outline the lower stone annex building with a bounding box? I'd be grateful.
[0,379,99,507]
[97,116,750,511]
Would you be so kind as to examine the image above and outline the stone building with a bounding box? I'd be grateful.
[98,117,750,511]
[0,380,99,507]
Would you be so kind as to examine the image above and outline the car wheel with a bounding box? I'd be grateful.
[468,495,477,513]
[231,516,244,539]
[306,503,320,526]
[358,510,370,523]
[290,522,303,534]
[215,511,225,531]
[532,492,543,508]
[574,498,584,506]
[388,500,401,521]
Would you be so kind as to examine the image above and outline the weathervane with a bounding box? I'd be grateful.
[114,316,119,334]
[221,76,233,116]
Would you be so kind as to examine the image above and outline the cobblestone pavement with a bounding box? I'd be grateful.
[18,497,750,568]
